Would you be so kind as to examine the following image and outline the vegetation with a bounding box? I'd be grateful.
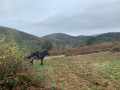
[49,44,115,56]
[0,35,50,89]
[1,26,120,50]
[86,37,97,45]
[41,40,53,50]
[36,52,120,89]
[0,26,120,89]
[97,32,120,40]
[0,26,42,49]
[42,33,90,48]
[110,46,120,52]
[42,32,120,49]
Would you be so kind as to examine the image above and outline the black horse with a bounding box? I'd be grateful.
[27,50,50,65]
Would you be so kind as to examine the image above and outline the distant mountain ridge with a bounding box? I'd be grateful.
[42,32,120,47]
[0,26,120,49]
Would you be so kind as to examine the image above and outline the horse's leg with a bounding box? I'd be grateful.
[30,59,33,65]
[41,59,43,65]
[31,60,33,65]
[30,57,34,65]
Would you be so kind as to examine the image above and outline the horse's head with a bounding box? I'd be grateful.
[45,50,50,56]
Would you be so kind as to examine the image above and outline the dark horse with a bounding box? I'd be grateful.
[27,50,50,65]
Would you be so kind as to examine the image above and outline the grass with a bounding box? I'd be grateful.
[92,60,120,73]
[33,52,120,89]
[34,60,54,70]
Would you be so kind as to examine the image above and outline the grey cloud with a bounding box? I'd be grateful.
[32,0,120,36]
[0,0,120,36]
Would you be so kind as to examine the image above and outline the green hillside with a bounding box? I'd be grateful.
[0,26,42,48]
[1,26,120,49]
[42,32,120,48]
[96,32,120,40]
[89,32,120,45]
[42,33,90,45]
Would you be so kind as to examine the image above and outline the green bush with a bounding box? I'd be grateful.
[41,40,53,50]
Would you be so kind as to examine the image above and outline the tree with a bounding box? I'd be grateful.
[41,40,53,50]
[72,42,78,48]
[86,37,97,45]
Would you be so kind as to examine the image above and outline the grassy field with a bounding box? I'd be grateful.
[33,52,120,90]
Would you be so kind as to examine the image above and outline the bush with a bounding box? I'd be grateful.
[41,40,53,50]
[110,47,120,52]
[50,44,115,56]
[0,35,46,89]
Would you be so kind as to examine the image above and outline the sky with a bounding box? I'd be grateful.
[0,0,120,37]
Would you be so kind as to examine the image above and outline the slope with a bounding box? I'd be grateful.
[0,26,42,48]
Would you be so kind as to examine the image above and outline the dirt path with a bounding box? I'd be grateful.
[45,55,64,59]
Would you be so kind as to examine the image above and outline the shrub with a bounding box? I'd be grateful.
[110,47,120,52]
[0,35,46,89]
[50,44,115,56]
[41,40,53,50]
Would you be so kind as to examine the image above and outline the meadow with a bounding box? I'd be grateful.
[33,51,120,90]
[0,34,120,90]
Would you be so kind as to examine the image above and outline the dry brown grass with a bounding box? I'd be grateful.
[34,51,120,90]
[50,44,115,56]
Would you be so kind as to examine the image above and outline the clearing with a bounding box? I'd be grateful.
[33,52,120,90]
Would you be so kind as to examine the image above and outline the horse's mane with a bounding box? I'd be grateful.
[39,50,47,55]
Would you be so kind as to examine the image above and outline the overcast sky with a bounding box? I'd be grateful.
[0,0,120,37]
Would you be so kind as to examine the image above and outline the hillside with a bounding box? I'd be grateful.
[42,33,73,40]
[42,32,120,48]
[1,26,120,49]
[42,33,90,45]
[0,26,42,48]
[96,32,120,40]
[90,32,120,45]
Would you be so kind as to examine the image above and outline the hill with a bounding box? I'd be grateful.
[1,26,120,49]
[90,32,120,45]
[96,32,120,40]
[42,33,90,45]
[0,26,42,48]
[42,32,120,48]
